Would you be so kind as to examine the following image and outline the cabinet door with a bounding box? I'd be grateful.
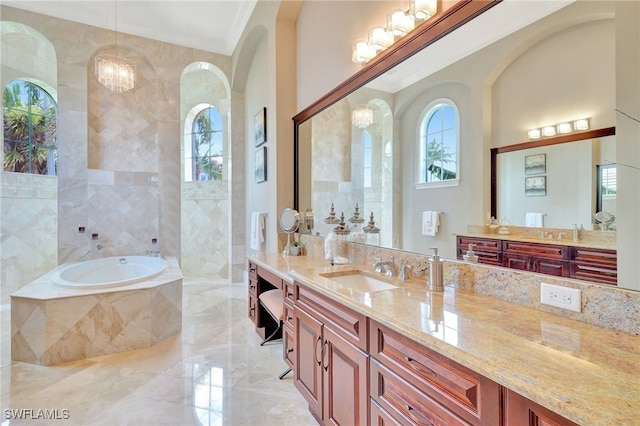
[503,389,579,426]
[322,326,369,426]
[503,253,532,271]
[532,258,569,277]
[294,306,324,422]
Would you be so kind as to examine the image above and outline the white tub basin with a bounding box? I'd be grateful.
[320,271,398,293]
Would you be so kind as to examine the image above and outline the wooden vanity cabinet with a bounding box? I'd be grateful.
[502,241,570,277]
[503,389,579,426]
[293,281,369,426]
[569,246,617,285]
[456,236,502,265]
[248,261,258,325]
[283,280,296,370]
[457,237,617,284]
[369,320,500,426]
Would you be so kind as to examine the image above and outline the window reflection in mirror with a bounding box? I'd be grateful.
[597,164,616,218]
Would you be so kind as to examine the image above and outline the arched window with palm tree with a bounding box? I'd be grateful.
[187,106,223,181]
[417,100,459,187]
[3,79,57,175]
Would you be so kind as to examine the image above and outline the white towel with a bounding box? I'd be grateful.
[421,211,440,236]
[250,212,265,250]
[525,212,544,228]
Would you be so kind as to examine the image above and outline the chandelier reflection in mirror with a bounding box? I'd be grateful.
[95,0,135,93]
[352,0,438,64]
[352,105,374,129]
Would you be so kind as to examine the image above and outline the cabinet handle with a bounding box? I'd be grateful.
[405,356,436,378]
[314,336,322,366]
[250,306,255,313]
[287,291,294,298]
[287,316,293,322]
[287,347,294,353]
[407,406,434,426]
[322,340,329,372]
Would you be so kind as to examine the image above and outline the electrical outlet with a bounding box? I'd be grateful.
[540,282,581,312]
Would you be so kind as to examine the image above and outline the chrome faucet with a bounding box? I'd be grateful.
[81,244,104,262]
[373,256,396,277]
[398,263,412,280]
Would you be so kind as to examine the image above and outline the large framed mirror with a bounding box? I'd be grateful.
[293,0,639,290]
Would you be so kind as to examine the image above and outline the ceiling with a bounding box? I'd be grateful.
[2,0,258,56]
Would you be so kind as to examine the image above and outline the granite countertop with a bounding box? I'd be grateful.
[455,232,617,250]
[248,253,639,426]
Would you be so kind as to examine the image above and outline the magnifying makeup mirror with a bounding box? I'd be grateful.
[279,208,300,254]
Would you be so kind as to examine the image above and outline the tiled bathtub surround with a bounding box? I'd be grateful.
[10,258,183,365]
[297,234,640,335]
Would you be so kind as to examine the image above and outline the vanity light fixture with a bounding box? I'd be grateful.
[351,0,438,65]
[556,122,572,134]
[541,126,557,137]
[574,118,590,131]
[527,117,591,140]
[95,0,135,93]
[352,105,374,129]
[528,129,542,140]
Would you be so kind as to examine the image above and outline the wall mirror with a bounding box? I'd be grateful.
[294,1,639,290]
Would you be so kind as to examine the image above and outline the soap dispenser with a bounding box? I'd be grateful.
[463,243,479,263]
[428,246,444,291]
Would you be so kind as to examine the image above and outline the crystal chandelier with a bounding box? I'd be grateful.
[95,55,135,93]
[352,105,374,129]
[95,0,135,93]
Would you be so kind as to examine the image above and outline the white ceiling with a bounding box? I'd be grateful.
[3,0,258,55]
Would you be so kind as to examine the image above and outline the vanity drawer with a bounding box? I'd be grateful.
[503,241,569,259]
[248,261,258,278]
[456,236,502,265]
[369,320,500,425]
[248,276,258,297]
[283,300,295,329]
[295,281,368,351]
[570,247,617,264]
[371,358,471,426]
[283,280,295,304]
[248,293,258,324]
[456,236,501,252]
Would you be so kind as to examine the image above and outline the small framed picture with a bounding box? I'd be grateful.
[254,107,267,147]
[255,146,267,183]
[525,176,546,196]
[525,153,546,175]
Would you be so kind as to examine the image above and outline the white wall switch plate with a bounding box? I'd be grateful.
[540,282,581,312]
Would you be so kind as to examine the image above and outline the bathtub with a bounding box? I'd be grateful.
[51,256,168,289]
[12,256,182,365]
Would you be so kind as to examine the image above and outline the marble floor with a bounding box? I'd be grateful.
[0,278,317,425]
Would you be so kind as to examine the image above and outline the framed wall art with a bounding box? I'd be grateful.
[255,146,267,183]
[524,153,546,175]
[525,175,546,196]
[254,107,267,147]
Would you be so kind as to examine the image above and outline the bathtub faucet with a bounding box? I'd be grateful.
[81,244,104,262]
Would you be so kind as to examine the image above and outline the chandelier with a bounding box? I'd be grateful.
[95,0,135,93]
[95,55,135,93]
[352,105,374,129]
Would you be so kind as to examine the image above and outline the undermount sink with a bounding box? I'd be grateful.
[319,271,399,293]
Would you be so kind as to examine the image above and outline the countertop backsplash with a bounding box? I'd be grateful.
[289,233,639,336]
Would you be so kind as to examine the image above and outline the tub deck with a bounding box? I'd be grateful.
[10,257,183,365]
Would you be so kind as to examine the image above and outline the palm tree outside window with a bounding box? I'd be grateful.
[3,80,57,175]
[421,103,457,183]
[188,107,223,181]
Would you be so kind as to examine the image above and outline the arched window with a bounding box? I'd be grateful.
[3,79,57,175]
[363,131,372,188]
[417,100,459,188]
[186,106,223,181]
